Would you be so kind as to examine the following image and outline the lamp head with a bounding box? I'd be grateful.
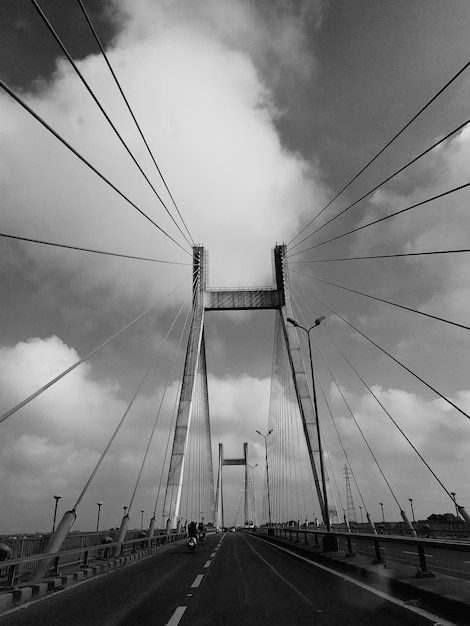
[314,315,326,326]
[286,317,299,327]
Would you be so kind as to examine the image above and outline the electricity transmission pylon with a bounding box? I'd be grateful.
[342,464,357,523]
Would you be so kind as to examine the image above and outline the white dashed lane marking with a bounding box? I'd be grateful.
[166,606,187,625]
[191,574,204,588]
[204,560,211,568]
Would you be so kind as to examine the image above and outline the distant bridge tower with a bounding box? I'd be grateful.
[162,244,336,528]
[214,442,248,529]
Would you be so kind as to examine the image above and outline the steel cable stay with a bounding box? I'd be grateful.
[125,291,192,517]
[288,117,470,253]
[0,231,191,265]
[290,268,470,333]
[315,372,371,519]
[0,78,191,258]
[75,284,192,512]
[290,248,470,264]
[319,349,402,511]
[323,331,458,505]
[155,376,184,527]
[269,365,282,522]
[288,181,470,258]
[0,279,187,426]
[30,0,193,250]
[294,293,375,531]
[148,319,192,527]
[291,278,470,422]
[76,0,195,247]
[291,287,402,512]
[288,368,307,523]
[287,58,470,248]
[291,297,352,522]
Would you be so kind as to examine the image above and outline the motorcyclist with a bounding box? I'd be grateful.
[188,521,197,538]
[197,521,206,542]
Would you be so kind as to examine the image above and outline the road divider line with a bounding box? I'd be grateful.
[403,550,433,557]
[191,574,204,588]
[166,606,187,625]
[204,560,211,568]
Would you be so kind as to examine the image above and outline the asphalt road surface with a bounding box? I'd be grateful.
[0,532,455,625]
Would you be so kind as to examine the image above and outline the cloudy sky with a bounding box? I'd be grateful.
[1,0,470,534]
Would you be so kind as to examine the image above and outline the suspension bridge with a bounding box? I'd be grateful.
[1,1,470,624]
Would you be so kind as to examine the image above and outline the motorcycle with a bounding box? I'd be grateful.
[188,536,197,552]
[198,531,206,544]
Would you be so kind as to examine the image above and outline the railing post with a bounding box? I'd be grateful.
[303,531,308,545]
[50,555,60,576]
[344,535,356,558]
[314,532,319,546]
[295,530,301,543]
[372,539,385,564]
[415,543,435,578]
[6,563,18,587]
[81,550,89,568]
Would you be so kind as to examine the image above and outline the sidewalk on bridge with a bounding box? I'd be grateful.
[255,531,470,625]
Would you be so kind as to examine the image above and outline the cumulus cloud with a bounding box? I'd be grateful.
[0,0,325,308]
[0,334,272,532]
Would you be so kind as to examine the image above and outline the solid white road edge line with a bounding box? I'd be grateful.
[253,536,457,626]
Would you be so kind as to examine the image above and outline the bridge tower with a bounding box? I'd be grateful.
[214,442,248,529]
[162,244,336,528]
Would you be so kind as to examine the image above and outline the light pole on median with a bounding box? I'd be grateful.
[96,502,103,532]
[52,495,62,533]
[256,430,273,528]
[359,505,364,524]
[408,498,415,523]
[286,315,331,532]
[141,510,145,531]
[380,502,385,524]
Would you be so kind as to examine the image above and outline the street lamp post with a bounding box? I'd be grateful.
[96,502,103,532]
[408,498,415,523]
[52,495,62,533]
[359,505,364,524]
[248,463,258,526]
[140,510,145,531]
[256,429,273,529]
[123,506,128,517]
[380,502,385,524]
[286,315,330,531]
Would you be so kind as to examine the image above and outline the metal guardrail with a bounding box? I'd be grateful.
[256,526,470,578]
[0,532,186,588]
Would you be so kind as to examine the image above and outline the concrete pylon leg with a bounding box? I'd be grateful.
[458,505,470,526]
[148,516,156,538]
[401,509,417,537]
[367,512,378,535]
[29,509,76,583]
[115,515,129,556]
